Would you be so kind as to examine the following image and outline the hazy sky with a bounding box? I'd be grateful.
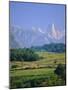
[10,1,65,30]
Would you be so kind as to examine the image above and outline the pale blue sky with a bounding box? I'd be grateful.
[10,1,65,30]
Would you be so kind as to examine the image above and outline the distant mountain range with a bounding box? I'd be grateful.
[9,24,65,49]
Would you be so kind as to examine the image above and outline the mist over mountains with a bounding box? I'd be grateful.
[9,24,65,49]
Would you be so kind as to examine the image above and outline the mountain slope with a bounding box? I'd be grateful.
[9,24,65,48]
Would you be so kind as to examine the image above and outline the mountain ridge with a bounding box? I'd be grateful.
[9,24,65,48]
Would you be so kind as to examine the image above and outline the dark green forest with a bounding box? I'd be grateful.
[31,43,65,52]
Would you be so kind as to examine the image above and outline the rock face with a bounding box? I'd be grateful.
[9,24,65,48]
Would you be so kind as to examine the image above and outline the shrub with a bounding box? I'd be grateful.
[54,64,66,81]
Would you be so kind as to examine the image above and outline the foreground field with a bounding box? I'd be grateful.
[10,52,65,70]
[10,51,66,88]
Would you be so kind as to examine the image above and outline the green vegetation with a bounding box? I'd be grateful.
[31,43,65,53]
[10,48,39,61]
[54,64,66,81]
[10,49,66,89]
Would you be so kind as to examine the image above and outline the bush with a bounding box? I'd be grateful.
[54,64,66,81]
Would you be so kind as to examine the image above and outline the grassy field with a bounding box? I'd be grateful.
[10,51,66,89]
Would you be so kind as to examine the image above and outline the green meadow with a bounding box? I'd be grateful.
[10,51,66,89]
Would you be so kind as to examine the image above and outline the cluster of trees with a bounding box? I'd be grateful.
[10,48,39,61]
[43,43,65,52]
[31,43,65,53]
